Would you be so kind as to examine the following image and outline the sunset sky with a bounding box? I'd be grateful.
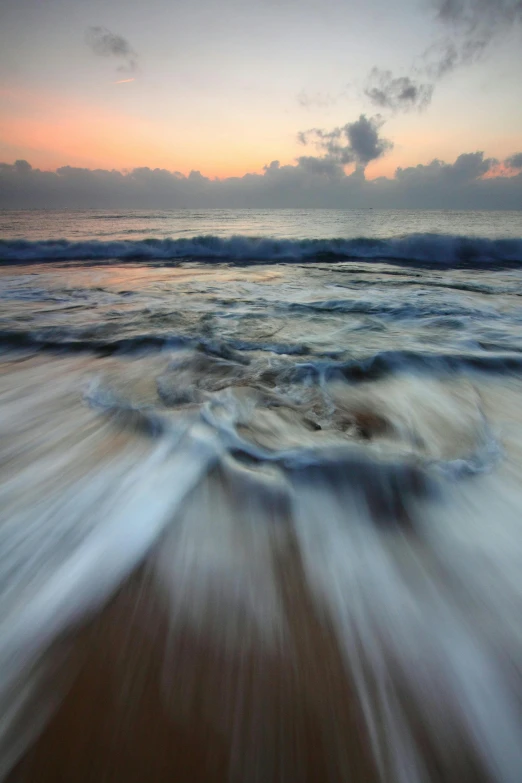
[1,0,521,182]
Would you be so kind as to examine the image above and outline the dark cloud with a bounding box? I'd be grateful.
[425,0,522,76]
[395,151,498,184]
[443,150,497,179]
[1,150,520,210]
[294,156,345,177]
[424,33,488,78]
[506,153,522,170]
[359,0,522,117]
[85,26,138,73]
[364,69,434,112]
[435,0,522,31]
[345,115,393,165]
[298,115,393,167]
[380,151,521,209]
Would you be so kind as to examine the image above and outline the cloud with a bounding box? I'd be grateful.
[297,91,338,109]
[423,33,488,79]
[425,0,522,76]
[85,26,138,73]
[435,0,522,32]
[1,150,520,210]
[298,115,393,167]
[506,153,522,170]
[395,151,498,184]
[359,0,522,118]
[364,69,434,112]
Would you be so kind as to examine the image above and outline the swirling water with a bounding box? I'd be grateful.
[2,208,522,782]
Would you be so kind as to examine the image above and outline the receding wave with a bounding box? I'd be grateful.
[1,234,522,265]
[2,327,522,382]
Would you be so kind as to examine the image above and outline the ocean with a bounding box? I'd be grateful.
[2,208,522,782]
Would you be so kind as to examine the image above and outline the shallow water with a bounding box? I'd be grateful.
[2,209,522,782]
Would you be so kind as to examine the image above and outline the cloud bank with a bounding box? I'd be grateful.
[506,153,522,170]
[1,151,521,210]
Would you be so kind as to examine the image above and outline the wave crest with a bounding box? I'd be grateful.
[1,234,522,265]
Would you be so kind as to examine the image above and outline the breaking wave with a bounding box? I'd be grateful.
[1,234,522,265]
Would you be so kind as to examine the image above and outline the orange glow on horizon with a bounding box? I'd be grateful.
[0,86,279,179]
[2,86,519,184]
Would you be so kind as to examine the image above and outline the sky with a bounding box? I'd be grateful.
[0,0,521,208]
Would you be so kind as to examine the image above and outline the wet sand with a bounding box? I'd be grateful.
[3,263,522,783]
[8,530,377,783]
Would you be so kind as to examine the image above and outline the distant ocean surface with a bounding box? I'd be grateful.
[3,207,522,781]
[0,208,521,264]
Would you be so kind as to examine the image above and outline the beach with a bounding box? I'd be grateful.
[1,208,522,781]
